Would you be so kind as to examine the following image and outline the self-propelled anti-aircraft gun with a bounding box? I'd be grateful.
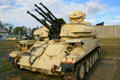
[9,3,101,80]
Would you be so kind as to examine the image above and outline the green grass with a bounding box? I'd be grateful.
[100,38,120,57]
[0,40,17,72]
[101,38,120,80]
[0,58,13,72]
[117,59,120,80]
[100,38,120,41]
[100,38,120,44]
[101,45,117,57]
[0,40,18,54]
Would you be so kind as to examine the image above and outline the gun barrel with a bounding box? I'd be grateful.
[41,19,52,30]
[34,4,46,16]
[39,2,57,20]
[27,11,50,30]
[27,3,66,39]
[34,4,54,22]
[35,9,52,24]
[46,13,55,22]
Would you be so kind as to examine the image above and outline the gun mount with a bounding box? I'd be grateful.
[27,2,66,39]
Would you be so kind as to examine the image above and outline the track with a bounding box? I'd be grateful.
[0,57,117,80]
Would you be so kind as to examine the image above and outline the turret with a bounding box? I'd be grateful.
[27,2,66,39]
[33,26,49,41]
[69,10,90,25]
[60,10,96,40]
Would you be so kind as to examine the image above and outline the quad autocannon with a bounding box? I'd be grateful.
[27,3,66,39]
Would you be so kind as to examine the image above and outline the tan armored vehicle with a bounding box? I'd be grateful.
[9,3,100,80]
[9,40,35,65]
[16,40,35,52]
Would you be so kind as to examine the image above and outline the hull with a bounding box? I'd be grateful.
[17,38,100,75]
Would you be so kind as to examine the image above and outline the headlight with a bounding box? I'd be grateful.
[9,52,17,57]
[23,52,30,56]
[61,57,75,64]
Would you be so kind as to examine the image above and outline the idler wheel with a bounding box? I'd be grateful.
[77,64,85,80]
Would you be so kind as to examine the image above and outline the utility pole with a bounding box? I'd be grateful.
[19,27,21,39]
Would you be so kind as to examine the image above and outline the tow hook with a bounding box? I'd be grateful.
[51,65,57,73]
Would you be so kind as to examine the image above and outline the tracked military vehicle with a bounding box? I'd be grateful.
[9,3,101,80]
[9,40,35,66]
[16,40,35,52]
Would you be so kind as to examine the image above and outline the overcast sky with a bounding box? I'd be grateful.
[0,0,120,28]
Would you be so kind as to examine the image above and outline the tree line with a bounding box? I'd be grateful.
[0,21,39,39]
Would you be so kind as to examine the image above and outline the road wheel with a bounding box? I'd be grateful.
[96,51,99,60]
[77,64,85,80]
[94,54,97,63]
[98,47,101,54]
[95,52,98,61]
[94,54,97,62]
[89,57,93,68]
[86,60,90,73]
[92,55,95,65]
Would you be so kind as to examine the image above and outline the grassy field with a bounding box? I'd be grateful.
[0,40,18,72]
[0,40,18,54]
[0,39,120,80]
[0,58,13,72]
[101,38,120,57]
[117,59,120,80]
[100,38,120,80]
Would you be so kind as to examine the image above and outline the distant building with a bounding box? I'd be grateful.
[7,35,17,40]
[0,28,8,40]
[96,25,120,38]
